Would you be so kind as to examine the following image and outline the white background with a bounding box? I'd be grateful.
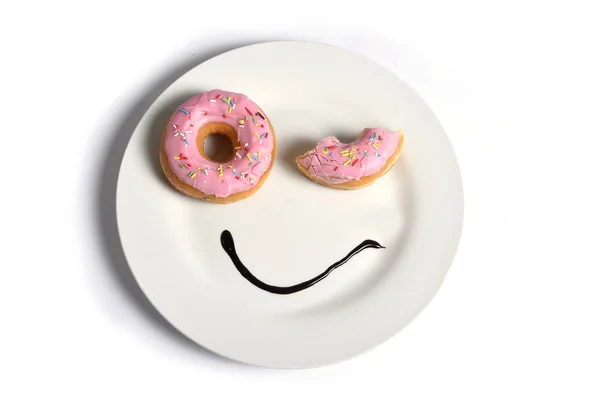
[1,0,599,406]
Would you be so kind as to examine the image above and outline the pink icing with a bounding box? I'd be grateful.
[164,89,274,198]
[298,128,400,184]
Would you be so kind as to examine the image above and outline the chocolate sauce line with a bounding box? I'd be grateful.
[220,230,385,295]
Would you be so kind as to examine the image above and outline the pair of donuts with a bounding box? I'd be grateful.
[160,89,404,203]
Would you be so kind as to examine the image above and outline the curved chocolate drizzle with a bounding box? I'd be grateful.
[220,230,385,295]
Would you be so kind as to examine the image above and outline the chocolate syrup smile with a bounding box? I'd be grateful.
[220,230,385,295]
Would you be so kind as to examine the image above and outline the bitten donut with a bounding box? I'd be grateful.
[160,89,277,203]
[295,128,404,189]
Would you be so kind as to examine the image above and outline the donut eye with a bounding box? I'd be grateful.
[161,90,276,203]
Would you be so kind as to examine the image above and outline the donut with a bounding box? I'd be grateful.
[160,90,277,203]
[295,128,404,189]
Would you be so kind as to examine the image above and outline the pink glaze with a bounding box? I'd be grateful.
[298,128,401,184]
[164,90,274,198]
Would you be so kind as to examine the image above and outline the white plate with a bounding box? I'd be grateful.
[116,41,463,368]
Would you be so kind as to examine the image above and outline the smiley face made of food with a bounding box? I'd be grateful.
[160,89,277,204]
[160,91,401,294]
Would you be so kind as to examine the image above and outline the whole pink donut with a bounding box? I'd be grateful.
[160,89,277,203]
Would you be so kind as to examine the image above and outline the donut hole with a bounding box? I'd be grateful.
[203,134,234,162]
[196,122,238,163]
